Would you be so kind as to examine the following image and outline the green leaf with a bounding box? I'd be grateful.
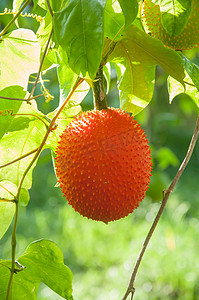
[168,54,199,107]
[57,48,79,105]
[36,0,68,11]
[50,0,69,12]
[0,29,40,91]
[0,239,73,299]
[53,0,107,79]
[33,0,39,9]
[0,101,47,191]
[168,75,199,107]
[104,0,125,40]
[181,54,199,91]
[111,25,185,82]
[118,0,138,28]
[0,181,15,240]
[19,188,30,206]
[156,147,179,170]
[0,86,26,139]
[56,47,90,108]
[115,62,155,115]
[158,0,192,36]
[108,24,185,114]
[36,0,47,10]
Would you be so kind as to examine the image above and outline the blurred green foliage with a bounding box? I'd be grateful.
[0,1,199,299]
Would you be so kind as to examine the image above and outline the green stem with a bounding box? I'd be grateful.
[0,0,32,38]
[6,201,18,300]
[0,199,15,203]
[93,65,108,110]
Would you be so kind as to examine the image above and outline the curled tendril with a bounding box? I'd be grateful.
[0,8,44,23]
[0,109,13,116]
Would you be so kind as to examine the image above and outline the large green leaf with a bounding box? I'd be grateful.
[108,24,185,114]
[157,0,192,36]
[53,0,107,79]
[118,0,138,28]
[104,0,125,40]
[0,29,40,91]
[110,25,185,82]
[0,101,47,191]
[0,239,73,300]
[0,86,26,139]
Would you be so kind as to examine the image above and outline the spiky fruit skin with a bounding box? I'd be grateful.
[55,108,152,223]
[141,0,199,50]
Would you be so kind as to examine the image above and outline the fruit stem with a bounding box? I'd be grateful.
[92,64,108,110]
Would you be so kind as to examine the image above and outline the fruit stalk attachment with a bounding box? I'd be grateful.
[92,64,108,110]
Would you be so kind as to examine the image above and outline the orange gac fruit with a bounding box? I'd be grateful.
[141,0,199,50]
[55,108,152,223]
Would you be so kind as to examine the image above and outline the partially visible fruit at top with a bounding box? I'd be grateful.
[141,0,199,50]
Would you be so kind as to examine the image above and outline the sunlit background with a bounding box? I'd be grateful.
[0,1,199,299]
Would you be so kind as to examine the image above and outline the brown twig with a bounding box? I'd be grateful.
[122,113,199,300]
[0,93,43,102]
[46,0,54,17]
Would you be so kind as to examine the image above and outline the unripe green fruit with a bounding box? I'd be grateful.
[141,0,199,50]
[55,108,152,223]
